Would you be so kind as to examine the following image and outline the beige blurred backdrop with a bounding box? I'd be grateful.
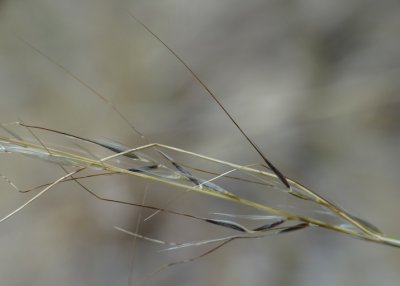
[0,0,400,285]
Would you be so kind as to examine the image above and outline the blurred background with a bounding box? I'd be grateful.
[0,0,400,285]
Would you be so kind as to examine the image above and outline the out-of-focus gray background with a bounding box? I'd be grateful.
[0,0,400,285]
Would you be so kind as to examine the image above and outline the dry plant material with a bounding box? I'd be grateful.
[1,7,399,284]
[1,122,399,248]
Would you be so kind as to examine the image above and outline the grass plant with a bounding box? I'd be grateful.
[1,4,399,285]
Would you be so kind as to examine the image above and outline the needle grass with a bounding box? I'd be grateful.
[1,5,400,285]
[1,122,399,248]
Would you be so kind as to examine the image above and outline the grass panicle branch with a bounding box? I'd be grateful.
[1,124,399,249]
